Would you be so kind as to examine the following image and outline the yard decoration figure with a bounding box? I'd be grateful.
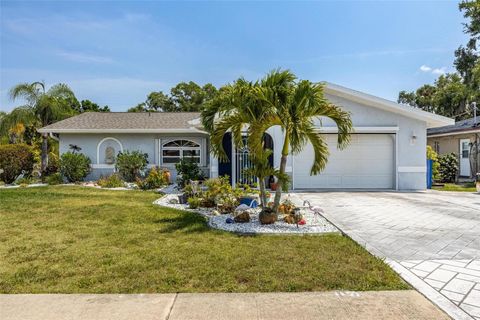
[105,146,115,164]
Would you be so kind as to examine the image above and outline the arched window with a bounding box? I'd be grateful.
[162,139,201,164]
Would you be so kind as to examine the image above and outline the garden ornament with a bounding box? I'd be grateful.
[226,217,234,224]
[303,200,325,222]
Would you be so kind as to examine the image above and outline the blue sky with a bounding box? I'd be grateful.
[0,1,467,112]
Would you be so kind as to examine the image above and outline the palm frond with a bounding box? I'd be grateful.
[9,82,44,106]
[0,106,36,136]
[47,83,76,100]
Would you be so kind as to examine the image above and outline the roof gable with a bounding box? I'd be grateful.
[324,82,454,128]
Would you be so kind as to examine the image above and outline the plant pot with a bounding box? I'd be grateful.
[259,208,277,225]
[178,194,187,204]
[270,182,278,191]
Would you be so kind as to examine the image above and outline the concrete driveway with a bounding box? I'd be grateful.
[293,191,480,320]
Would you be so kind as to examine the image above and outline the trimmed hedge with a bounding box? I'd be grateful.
[0,144,35,183]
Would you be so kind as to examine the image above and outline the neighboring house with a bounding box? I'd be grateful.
[427,117,480,178]
[38,83,453,190]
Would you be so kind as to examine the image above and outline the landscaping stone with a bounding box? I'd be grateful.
[233,211,250,223]
[154,193,339,235]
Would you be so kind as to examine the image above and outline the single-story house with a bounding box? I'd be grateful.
[38,83,453,190]
[427,117,480,178]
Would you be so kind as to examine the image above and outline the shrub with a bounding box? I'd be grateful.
[438,153,458,183]
[60,152,91,182]
[116,150,148,182]
[97,174,125,188]
[175,157,204,187]
[45,152,60,176]
[188,197,202,209]
[136,167,168,190]
[0,144,35,183]
[46,172,63,185]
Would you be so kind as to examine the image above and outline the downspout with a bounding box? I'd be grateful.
[49,132,59,142]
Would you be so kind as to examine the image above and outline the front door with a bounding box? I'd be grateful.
[459,139,471,177]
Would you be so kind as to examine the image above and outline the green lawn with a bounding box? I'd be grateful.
[0,186,408,293]
[433,182,477,192]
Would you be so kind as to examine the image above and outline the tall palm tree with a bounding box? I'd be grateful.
[202,78,274,205]
[1,81,77,175]
[250,70,354,211]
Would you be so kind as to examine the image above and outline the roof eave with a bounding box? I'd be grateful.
[323,82,454,128]
[37,128,208,134]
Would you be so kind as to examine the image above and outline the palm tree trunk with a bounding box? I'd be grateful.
[258,178,266,207]
[41,133,48,177]
[273,136,289,212]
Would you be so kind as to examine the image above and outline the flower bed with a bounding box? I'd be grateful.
[154,193,339,234]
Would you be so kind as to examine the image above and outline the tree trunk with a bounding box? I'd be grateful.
[259,178,267,207]
[273,136,289,212]
[41,133,48,178]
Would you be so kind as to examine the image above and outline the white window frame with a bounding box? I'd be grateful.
[161,139,202,166]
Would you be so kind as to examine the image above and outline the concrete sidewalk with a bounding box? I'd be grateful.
[1,291,449,320]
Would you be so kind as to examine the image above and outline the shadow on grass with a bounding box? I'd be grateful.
[153,211,211,234]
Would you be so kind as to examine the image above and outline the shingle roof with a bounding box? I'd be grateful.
[427,117,480,136]
[38,112,204,133]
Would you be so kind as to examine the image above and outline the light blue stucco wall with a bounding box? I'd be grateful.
[59,133,209,181]
[58,95,428,190]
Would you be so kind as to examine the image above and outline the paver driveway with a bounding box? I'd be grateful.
[293,191,480,320]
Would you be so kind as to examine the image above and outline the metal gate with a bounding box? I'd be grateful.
[235,144,256,186]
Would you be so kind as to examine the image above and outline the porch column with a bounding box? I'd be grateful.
[210,153,219,178]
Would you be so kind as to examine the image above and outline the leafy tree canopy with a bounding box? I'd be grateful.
[398,0,480,120]
[129,81,217,112]
[76,100,110,113]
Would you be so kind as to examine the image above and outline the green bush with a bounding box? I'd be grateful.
[175,157,204,187]
[116,150,148,182]
[46,172,63,185]
[60,152,91,182]
[97,174,125,188]
[136,167,168,190]
[0,144,35,183]
[188,197,202,209]
[438,153,458,183]
[45,152,60,175]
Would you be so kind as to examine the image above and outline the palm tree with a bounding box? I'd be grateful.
[1,81,77,175]
[250,70,353,211]
[202,78,274,205]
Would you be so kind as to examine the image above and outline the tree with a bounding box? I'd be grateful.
[399,1,480,120]
[204,70,353,213]
[0,81,77,175]
[251,70,353,211]
[76,100,110,113]
[130,82,218,112]
[202,78,273,206]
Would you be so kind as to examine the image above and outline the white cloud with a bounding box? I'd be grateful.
[419,65,432,72]
[56,51,114,64]
[432,67,447,75]
[419,65,446,75]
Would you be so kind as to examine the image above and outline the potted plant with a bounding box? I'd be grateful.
[259,207,276,225]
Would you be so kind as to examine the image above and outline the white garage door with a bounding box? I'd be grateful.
[293,134,394,189]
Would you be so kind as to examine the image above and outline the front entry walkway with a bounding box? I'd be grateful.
[293,191,480,320]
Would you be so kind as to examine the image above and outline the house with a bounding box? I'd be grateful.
[38,83,453,190]
[427,117,480,178]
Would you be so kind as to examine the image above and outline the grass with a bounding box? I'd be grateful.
[0,186,408,293]
[433,182,477,192]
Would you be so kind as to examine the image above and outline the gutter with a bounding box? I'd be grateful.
[427,128,480,138]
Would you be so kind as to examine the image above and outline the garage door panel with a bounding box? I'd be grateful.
[294,134,394,189]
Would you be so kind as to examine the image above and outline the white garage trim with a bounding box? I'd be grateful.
[316,126,399,133]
